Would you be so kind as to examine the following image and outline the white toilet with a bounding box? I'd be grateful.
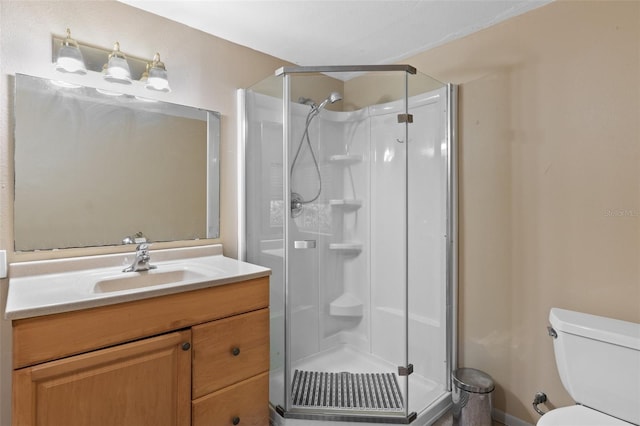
[538,308,640,426]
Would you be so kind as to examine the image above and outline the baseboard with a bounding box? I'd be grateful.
[492,409,534,426]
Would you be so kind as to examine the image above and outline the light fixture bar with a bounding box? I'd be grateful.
[51,35,150,80]
[52,31,171,93]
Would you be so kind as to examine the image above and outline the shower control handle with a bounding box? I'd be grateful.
[294,240,316,249]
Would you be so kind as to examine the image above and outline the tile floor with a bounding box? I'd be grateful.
[433,411,504,426]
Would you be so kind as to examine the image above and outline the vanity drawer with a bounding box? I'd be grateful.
[192,371,269,426]
[12,277,269,369]
[192,308,269,398]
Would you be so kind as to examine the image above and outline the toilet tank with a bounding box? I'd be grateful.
[549,308,640,425]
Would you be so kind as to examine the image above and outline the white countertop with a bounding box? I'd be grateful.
[5,244,270,320]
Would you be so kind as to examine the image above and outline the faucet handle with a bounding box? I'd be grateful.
[123,232,148,245]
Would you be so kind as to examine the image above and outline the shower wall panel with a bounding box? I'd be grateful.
[319,109,371,354]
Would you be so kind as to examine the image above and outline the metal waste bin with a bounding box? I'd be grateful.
[452,368,494,426]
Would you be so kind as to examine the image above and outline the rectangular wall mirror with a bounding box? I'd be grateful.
[14,73,220,252]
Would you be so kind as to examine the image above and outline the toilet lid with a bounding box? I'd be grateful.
[537,405,633,426]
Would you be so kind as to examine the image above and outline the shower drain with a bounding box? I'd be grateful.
[291,370,404,413]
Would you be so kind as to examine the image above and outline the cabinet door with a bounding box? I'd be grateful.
[13,330,191,426]
[192,308,269,398]
[192,372,269,426]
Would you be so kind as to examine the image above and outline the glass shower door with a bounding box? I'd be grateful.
[283,69,412,421]
[242,74,286,410]
[405,72,453,418]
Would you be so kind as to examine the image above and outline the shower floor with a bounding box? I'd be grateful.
[271,344,448,423]
[291,369,404,413]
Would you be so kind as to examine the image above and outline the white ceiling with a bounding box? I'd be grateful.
[119,0,551,68]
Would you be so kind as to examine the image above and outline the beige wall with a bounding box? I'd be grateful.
[1,0,639,425]
[406,0,640,423]
[0,1,288,423]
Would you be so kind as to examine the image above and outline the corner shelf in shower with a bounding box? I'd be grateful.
[329,154,363,165]
[328,243,362,255]
[329,199,362,211]
[329,293,364,317]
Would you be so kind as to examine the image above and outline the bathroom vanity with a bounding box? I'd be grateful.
[5,245,270,426]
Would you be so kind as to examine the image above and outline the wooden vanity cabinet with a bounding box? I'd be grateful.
[11,276,270,426]
[13,330,192,426]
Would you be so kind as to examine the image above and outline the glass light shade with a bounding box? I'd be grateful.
[55,29,87,74]
[145,53,171,92]
[146,67,170,92]
[103,42,132,84]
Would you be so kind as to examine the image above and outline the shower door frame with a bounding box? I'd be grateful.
[239,65,458,424]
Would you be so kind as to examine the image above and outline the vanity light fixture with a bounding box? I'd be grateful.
[55,28,87,74]
[144,53,171,92]
[51,31,172,94]
[103,42,132,84]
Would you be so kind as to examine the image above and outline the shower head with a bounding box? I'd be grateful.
[317,91,343,111]
[328,91,343,103]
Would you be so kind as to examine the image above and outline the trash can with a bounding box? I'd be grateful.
[452,368,494,426]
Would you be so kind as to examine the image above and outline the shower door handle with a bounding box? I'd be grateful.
[294,240,316,249]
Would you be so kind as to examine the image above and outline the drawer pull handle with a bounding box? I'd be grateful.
[181,342,191,351]
[232,416,240,425]
[231,347,241,356]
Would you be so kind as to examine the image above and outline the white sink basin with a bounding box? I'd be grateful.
[5,245,271,320]
[93,267,210,293]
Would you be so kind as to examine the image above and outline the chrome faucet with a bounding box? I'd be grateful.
[123,243,157,272]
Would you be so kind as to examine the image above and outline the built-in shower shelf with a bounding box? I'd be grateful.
[329,199,362,211]
[329,243,362,255]
[329,293,364,317]
[329,154,363,165]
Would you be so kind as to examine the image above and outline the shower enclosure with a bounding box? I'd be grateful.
[239,65,456,424]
